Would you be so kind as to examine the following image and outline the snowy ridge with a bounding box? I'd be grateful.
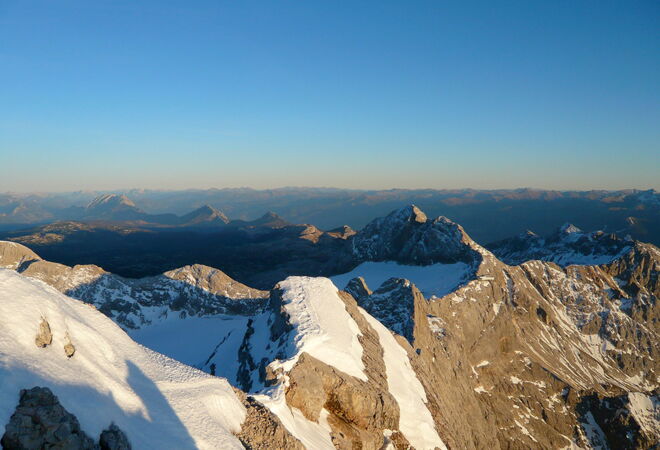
[0,269,246,449]
[272,276,367,381]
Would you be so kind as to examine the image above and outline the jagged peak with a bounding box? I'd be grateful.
[559,223,582,234]
[388,204,428,224]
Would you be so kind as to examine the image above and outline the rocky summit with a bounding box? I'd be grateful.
[0,205,658,449]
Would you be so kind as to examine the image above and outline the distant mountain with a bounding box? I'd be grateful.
[179,204,229,227]
[488,223,633,266]
[1,188,659,246]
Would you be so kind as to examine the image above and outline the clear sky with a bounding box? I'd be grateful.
[1,0,658,192]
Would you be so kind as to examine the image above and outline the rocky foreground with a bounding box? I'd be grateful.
[0,205,658,449]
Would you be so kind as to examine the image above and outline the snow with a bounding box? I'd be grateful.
[0,269,246,449]
[254,385,335,450]
[360,308,446,450]
[331,261,471,298]
[627,392,659,437]
[129,315,248,384]
[272,276,367,380]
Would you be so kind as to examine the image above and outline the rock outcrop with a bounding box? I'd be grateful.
[34,318,52,348]
[99,424,131,450]
[1,387,96,450]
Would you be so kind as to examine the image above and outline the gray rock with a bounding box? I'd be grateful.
[99,423,131,450]
[1,386,96,450]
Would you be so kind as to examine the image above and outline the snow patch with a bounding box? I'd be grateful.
[331,261,470,298]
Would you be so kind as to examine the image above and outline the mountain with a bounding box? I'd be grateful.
[1,204,658,448]
[2,188,659,246]
[487,223,633,266]
[0,242,268,329]
[352,204,483,266]
[0,253,450,448]
[179,204,230,227]
[83,194,146,221]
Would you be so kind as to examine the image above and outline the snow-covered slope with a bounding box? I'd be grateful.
[0,269,246,449]
[360,309,446,449]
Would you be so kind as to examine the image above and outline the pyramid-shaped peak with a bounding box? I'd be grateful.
[87,193,136,209]
[182,204,229,224]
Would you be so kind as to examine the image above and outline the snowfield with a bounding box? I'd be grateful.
[0,269,246,449]
[331,261,471,298]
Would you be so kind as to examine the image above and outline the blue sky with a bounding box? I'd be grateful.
[1,0,658,191]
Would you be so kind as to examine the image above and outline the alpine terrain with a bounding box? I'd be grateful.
[0,205,657,449]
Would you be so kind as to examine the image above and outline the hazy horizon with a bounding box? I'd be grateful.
[2,185,658,196]
[2,1,658,191]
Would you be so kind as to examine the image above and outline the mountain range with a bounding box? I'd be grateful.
[0,204,658,448]
[1,188,658,247]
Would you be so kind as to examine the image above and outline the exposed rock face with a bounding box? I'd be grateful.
[0,241,40,270]
[402,242,660,448]
[488,224,633,266]
[1,387,96,450]
[349,277,418,344]
[34,318,52,348]
[71,264,269,328]
[352,205,483,266]
[0,242,269,329]
[344,276,372,302]
[233,390,304,450]
[99,424,131,450]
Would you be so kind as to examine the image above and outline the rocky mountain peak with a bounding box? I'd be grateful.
[352,205,482,265]
[489,224,633,266]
